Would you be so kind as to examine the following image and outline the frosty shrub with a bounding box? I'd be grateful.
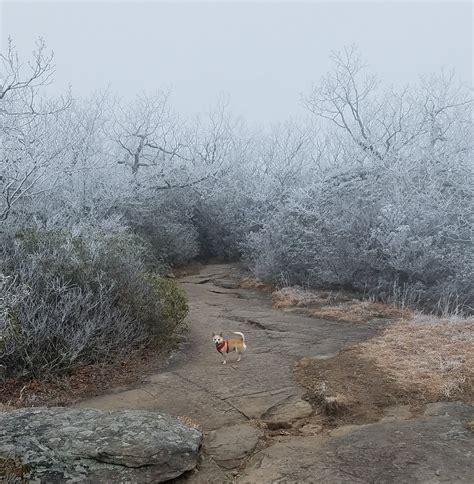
[242,160,473,312]
[120,190,200,267]
[242,49,473,313]
[1,38,472,324]
[0,224,187,379]
[146,274,189,330]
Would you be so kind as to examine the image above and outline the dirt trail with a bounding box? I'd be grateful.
[78,264,474,483]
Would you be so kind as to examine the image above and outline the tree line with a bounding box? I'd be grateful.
[1,39,472,378]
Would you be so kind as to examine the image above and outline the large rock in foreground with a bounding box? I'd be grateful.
[0,407,202,483]
[238,402,474,483]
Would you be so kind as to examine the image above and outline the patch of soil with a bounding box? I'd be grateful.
[295,348,422,427]
[172,263,204,278]
[0,343,173,409]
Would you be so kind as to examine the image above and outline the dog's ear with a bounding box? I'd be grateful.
[220,332,223,337]
[212,332,215,337]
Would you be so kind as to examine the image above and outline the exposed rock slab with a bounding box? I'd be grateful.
[261,394,313,426]
[79,264,385,433]
[28,264,473,482]
[380,404,412,422]
[299,422,323,435]
[239,402,474,483]
[205,424,260,469]
[231,387,306,419]
[76,372,247,431]
[176,455,229,483]
[0,407,202,483]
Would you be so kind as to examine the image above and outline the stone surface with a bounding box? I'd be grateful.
[205,424,260,469]
[424,401,474,420]
[239,402,474,483]
[175,455,229,483]
[299,423,323,435]
[70,265,474,482]
[78,264,384,432]
[381,404,412,422]
[230,387,302,420]
[261,394,313,425]
[0,407,202,483]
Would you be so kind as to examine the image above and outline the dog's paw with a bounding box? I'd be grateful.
[222,361,227,365]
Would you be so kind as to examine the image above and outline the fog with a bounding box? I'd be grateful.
[1,1,473,381]
[2,1,472,123]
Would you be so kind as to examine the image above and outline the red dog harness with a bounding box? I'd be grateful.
[216,340,229,355]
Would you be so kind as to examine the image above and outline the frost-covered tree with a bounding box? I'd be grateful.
[0,38,71,221]
[243,47,473,312]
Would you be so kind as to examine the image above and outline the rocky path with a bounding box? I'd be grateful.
[78,264,474,483]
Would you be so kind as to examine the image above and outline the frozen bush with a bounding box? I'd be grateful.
[0,225,187,379]
[241,48,473,314]
[120,190,200,266]
[242,156,473,312]
[1,38,471,321]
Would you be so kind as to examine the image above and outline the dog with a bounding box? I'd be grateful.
[212,331,246,365]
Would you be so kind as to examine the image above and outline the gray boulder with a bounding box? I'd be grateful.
[239,402,474,483]
[0,407,202,483]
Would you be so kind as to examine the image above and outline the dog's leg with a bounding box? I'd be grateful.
[236,350,242,362]
[222,357,227,365]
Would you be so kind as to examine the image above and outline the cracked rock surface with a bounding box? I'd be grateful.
[73,264,474,482]
[205,424,260,469]
[238,402,474,483]
[78,264,380,431]
[0,407,202,483]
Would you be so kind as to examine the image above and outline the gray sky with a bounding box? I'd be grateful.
[1,1,472,123]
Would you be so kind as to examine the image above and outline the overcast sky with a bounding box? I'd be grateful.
[1,1,472,123]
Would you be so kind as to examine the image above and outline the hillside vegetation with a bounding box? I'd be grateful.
[1,41,472,380]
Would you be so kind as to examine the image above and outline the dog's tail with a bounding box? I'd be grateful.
[233,331,245,342]
[233,332,246,350]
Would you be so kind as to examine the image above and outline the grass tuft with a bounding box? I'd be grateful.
[358,316,474,400]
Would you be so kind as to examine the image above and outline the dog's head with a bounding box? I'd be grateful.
[212,332,224,345]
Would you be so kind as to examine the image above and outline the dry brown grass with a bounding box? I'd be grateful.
[358,317,474,401]
[296,315,474,425]
[177,415,201,430]
[272,285,406,322]
[271,286,332,308]
[310,301,408,323]
[0,456,29,483]
[240,276,272,292]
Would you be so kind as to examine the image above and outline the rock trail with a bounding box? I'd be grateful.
[77,264,474,482]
